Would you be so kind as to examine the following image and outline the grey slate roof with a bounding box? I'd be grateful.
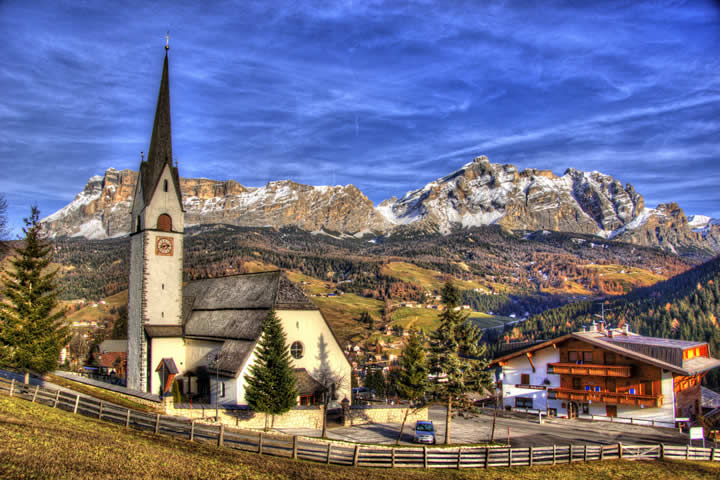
[181,271,318,376]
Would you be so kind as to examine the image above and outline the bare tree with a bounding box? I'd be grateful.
[313,334,348,439]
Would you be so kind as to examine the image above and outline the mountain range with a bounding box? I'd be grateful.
[40,156,719,255]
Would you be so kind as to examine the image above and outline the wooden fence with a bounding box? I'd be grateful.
[1,376,718,468]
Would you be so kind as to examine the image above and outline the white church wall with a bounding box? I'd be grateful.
[211,377,239,406]
[277,309,352,406]
[149,337,186,396]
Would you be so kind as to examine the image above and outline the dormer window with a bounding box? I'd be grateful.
[157,214,172,232]
[163,179,169,192]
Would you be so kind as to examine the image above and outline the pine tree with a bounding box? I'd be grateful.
[244,308,298,431]
[430,281,492,444]
[0,206,68,374]
[395,331,428,444]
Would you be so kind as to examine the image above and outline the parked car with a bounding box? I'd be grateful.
[413,420,435,444]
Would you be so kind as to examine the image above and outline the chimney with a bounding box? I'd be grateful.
[590,321,597,332]
[623,324,630,335]
[598,321,605,332]
[607,329,613,338]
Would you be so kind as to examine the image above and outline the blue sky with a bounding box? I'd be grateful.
[1,0,719,234]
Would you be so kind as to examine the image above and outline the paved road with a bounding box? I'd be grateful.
[277,405,689,447]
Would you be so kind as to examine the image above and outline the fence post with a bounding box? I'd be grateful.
[686,444,689,460]
[710,447,715,462]
[98,400,104,419]
[457,447,462,469]
[630,417,634,425]
[618,443,623,459]
[660,443,664,459]
[259,433,264,455]
[529,446,534,467]
[73,394,80,414]
[53,390,60,408]
[485,447,490,468]
[652,419,655,427]
[292,436,298,459]
[423,446,428,469]
[126,409,131,429]
[600,446,604,461]
[569,444,573,463]
[353,445,360,466]
[583,444,588,462]
[31,385,39,403]
[9,379,14,397]
[391,448,396,468]
[190,420,195,441]
[552,444,556,465]
[218,424,225,447]
[154,413,160,434]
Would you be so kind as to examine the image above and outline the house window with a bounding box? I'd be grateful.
[520,373,530,385]
[157,214,172,232]
[291,341,304,359]
[568,351,593,363]
[164,179,169,192]
[516,397,533,408]
[572,377,581,390]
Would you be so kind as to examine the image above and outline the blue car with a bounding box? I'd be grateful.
[413,420,435,444]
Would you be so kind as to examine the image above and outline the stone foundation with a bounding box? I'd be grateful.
[171,405,325,430]
[346,405,429,426]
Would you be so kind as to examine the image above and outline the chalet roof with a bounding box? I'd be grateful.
[98,351,126,369]
[138,48,183,208]
[702,386,720,409]
[490,330,720,376]
[184,310,266,341]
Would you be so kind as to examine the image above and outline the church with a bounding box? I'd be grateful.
[126,45,351,408]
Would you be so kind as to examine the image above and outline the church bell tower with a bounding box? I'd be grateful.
[127,44,185,393]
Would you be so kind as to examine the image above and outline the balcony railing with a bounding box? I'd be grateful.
[547,363,632,377]
[548,387,663,408]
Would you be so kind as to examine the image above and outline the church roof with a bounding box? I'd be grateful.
[182,271,318,374]
[138,48,183,208]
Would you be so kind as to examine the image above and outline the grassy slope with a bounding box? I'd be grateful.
[311,294,385,343]
[1,396,719,480]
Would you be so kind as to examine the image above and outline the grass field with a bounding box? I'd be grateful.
[583,263,666,292]
[1,395,719,480]
[380,262,489,293]
[311,293,385,343]
[468,312,517,330]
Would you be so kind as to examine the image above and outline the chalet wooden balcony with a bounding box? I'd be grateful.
[548,387,663,408]
[547,363,632,377]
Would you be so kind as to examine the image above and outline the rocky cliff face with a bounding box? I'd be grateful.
[41,157,717,255]
[41,168,390,239]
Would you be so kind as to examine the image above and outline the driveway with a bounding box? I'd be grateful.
[277,405,689,447]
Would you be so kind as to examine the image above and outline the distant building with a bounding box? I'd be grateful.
[490,323,720,424]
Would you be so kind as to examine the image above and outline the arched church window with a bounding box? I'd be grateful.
[157,214,172,232]
[291,341,304,359]
[164,179,169,192]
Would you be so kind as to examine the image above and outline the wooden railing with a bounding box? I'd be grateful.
[1,376,716,468]
[549,387,663,408]
[547,363,632,377]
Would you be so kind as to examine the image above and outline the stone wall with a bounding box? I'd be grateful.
[171,405,325,430]
[346,405,429,426]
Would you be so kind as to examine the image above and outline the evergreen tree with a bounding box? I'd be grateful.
[430,281,493,444]
[395,331,428,444]
[244,308,298,431]
[0,206,68,374]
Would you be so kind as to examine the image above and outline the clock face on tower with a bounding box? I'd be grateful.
[156,236,174,256]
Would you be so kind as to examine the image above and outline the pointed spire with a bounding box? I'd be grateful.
[140,46,182,206]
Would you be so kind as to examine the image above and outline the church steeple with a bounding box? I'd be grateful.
[140,46,182,207]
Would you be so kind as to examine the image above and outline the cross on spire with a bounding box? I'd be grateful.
[165,31,170,50]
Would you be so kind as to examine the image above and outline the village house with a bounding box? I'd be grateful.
[490,323,720,425]
[126,46,351,408]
